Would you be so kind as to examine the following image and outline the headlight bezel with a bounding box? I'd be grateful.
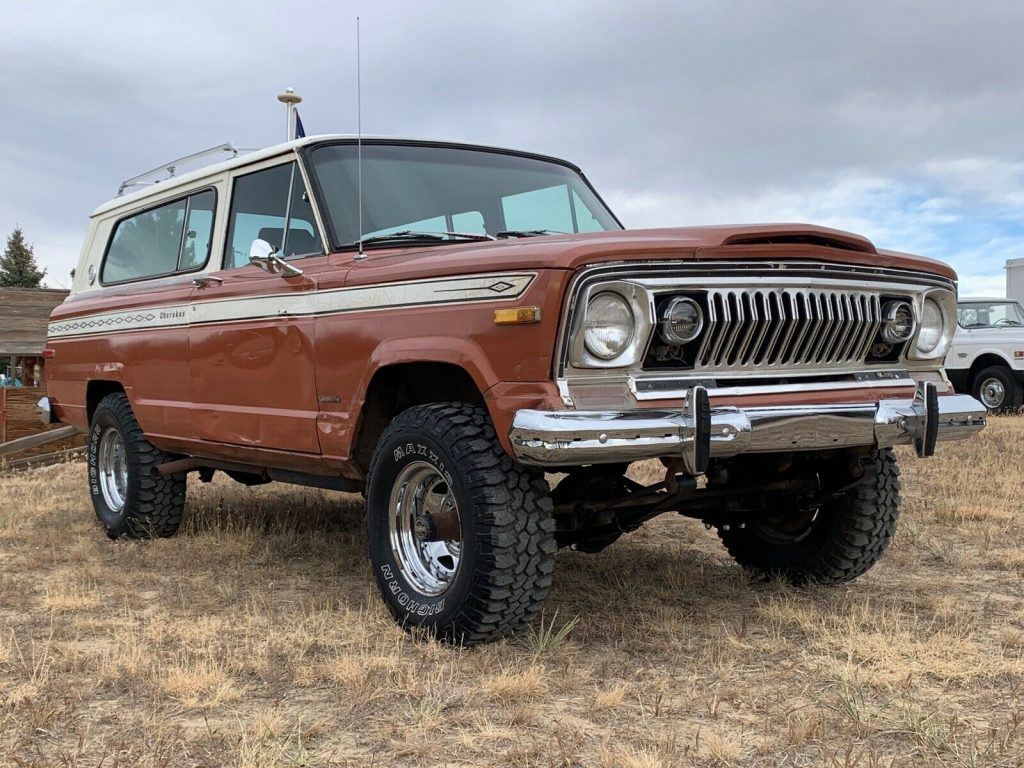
[908,289,957,360]
[568,280,653,368]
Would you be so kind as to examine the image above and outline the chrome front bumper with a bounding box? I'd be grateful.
[509,383,987,474]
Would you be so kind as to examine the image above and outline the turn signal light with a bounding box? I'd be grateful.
[42,349,55,360]
[1014,350,1024,359]
[494,306,541,325]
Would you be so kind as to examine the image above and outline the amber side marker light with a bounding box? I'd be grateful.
[1015,350,1024,359]
[494,306,542,325]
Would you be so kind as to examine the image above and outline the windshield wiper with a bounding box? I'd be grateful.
[345,230,496,248]
[496,229,565,238]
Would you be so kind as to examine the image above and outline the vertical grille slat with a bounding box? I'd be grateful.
[689,287,883,372]
[807,293,832,364]
[836,294,860,363]
[770,291,799,366]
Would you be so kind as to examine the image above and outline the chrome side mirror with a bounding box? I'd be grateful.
[249,239,303,277]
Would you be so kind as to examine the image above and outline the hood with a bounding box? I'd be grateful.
[340,224,958,286]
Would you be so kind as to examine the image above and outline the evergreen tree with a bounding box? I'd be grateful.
[0,227,46,288]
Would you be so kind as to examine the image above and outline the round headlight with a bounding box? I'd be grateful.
[660,297,704,345]
[916,297,944,354]
[881,300,916,344]
[583,292,635,360]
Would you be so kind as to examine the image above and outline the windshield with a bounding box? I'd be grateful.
[958,301,1024,328]
[307,142,621,248]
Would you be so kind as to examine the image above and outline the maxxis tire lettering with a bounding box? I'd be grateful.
[365,402,556,645]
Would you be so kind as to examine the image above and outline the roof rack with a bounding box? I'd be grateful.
[117,142,248,196]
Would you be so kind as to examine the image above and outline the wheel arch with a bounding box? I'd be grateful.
[350,355,489,474]
[86,380,128,424]
[968,352,1014,380]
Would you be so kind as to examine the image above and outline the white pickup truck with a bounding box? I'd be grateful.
[945,297,1024,411]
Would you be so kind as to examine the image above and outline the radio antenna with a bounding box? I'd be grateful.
[355,16,365,260]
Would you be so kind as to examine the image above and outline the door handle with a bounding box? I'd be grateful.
[192,275,224,288]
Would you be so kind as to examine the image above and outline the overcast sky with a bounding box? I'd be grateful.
[2,1,1022,294]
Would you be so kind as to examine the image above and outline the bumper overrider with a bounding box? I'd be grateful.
[509,382,987,475]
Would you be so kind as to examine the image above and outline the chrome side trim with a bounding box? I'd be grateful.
[48,271,537,340]
[509,386,986,468]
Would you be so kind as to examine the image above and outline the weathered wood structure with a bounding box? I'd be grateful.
[0,386,84,469]
[0,290,85,468]
[0,287,69,386]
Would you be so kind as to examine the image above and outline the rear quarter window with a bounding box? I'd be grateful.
[101,188,217,284]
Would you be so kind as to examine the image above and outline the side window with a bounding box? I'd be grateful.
[224,162,321,269]
[102,188,216,284]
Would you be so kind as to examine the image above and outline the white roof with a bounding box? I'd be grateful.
[92,134,551,217]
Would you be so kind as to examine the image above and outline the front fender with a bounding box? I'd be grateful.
[317,336,507,465]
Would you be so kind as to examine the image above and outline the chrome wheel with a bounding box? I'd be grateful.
[980,377,1006,409]
[98,426,128,512]
[388,461,463,596]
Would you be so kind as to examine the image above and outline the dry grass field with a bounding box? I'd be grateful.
[1,419,1022,767]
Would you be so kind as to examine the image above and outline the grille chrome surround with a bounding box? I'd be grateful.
[554,261,957,408]
[693,289,883,371]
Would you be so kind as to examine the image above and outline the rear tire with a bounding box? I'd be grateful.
[365,402,555,645]
[88,393,185,539]
[972,365,1023,412]
[718,448,901,585]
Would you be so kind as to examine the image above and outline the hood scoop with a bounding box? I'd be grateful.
[721,228,877,254]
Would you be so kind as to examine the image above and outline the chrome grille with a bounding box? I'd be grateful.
[694,289,882,370]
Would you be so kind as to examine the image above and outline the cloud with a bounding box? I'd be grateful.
[2,0,1023,293]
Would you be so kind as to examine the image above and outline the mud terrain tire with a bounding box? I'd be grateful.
[718,448,901,585]
[88,392,185,539]
[365,403,555,645]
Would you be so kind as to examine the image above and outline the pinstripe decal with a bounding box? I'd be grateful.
[48,272,537,340]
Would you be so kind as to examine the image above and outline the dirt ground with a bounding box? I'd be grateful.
[1,418,1021,767]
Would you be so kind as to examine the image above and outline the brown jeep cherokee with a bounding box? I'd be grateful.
[41,136,987,643]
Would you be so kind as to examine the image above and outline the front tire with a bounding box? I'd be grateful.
[718,448,901,585]
[88,393,185,539]
[972,366,1023,412]
[365,403,555,645]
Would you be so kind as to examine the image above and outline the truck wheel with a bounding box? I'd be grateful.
[972,366,1023,412]
[88,392,185,539]
[365,403,555,645]
[718,448,900,585]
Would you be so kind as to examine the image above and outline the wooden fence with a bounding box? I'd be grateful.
[0,387,85,470]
